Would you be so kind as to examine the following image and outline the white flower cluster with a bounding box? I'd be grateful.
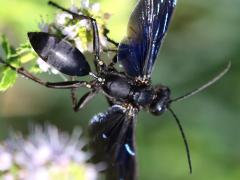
[0,125,98,180]
[80,0,101,13]
[54,0,108,52]
[37,0,110,75]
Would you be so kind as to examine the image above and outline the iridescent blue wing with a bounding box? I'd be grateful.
[117,0,177,79]
[89,105,137,180]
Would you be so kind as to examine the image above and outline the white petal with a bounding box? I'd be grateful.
[38,22,49,33]
[70,5,78,13]
[0,152,12,171]
[75,38,85,52]
[28,168,49,180]
[99,35,108,47]
[32,145,52,166]
[56,13,72,25]
[91,3,100,13]
[51,68,59,75]
[62,25,78,39]
[37,58,50,72]
[3,174,14,180]
[87,42,93,52]
[78,19,88,27]
[81,0,89,8]
[85,166,98,180]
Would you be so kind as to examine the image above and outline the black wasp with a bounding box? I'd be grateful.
[0,0,230,179]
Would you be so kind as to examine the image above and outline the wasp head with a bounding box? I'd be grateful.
[149,85,171,115]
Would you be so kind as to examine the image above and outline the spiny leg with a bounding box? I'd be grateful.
[105,96,114,106]
[102,27,119,69]
[48,1,105,73]
[103,27,119,47]
[70,75,98,112]
[0,58,90,89]
[108,55,118,70]
[71,89,98,112]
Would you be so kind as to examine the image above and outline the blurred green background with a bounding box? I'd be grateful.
[0,0,239,179]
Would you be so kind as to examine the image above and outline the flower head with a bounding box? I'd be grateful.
[0,125,98,180]
[44,0,112,53]
[81,0,90,9]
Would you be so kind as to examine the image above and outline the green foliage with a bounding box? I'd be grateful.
[0,0,112,91]
[0,0,239,180]
[0,36,39,91]
[1,35,13,59]
[14,43,35,64]
[0,67,17,91]
[0,36,17,91]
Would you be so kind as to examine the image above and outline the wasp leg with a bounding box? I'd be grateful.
[105,96,114,106]
[0,58,90,89]
[108,55,118,70]
[102,27,119,70]
[48,1,105,73]
[71,89,98,112]
[103,27,119,47]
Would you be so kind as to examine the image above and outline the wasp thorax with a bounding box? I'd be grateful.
[149,86,171,115]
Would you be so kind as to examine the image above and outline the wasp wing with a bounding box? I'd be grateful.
[28,32,90,76]
[89,105,137,180]
[117,0,177,78]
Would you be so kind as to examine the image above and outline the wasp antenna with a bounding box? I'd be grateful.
[171,61,231,103]
[168,107,192,174]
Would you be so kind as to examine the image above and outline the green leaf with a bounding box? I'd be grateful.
[18,43,31,49]
[1,35,10,58]
[0,35,15,59]
[18,52,36,63]
[7,56,21,68]
[0,67,17,91]
[29,63,42,74]
[0,44,5,60]
[0,66,5,77]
